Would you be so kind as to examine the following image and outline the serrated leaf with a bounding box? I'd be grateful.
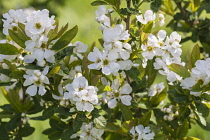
[91,1,108,6]
[51,25,78,51]
[0,43,19,55]
[169,63,190,78]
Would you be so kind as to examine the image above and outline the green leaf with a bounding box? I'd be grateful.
[55,23,69,40]
[51,25,78,51]
[73,120,82,132]
[42,106,54,119]
[122,121,134,133]
[0,69,11,76]
[151,91,167,107]
[100,122,124,134]
[0,81,15,86]
[61,129,73,140]
[91,1,108,6]
[195,101,209,117]
[9,70,25,79]
[54,107,72,116]
[55,46,75,61]
[47,65,61,77]
[5,115,21,131]
[0,43,19,55]
[125,67,141,81]
[119,103,133,121]
[169,63,190,78]
[138,111,151,126]
[190,44,200,68]
[19,126,35,137]
[48,131,62,140]
[8,29,26,48]
[176,119,189,138]
[94,116,107,127]
[183,137,201,140]
[142,21,153,33]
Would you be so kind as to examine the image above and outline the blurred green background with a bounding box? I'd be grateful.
[0,0,209,139]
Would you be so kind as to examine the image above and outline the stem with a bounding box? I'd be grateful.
[174,1,191,26]
[126,0,131,30]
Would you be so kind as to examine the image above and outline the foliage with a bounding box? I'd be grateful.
[0,0,210,140]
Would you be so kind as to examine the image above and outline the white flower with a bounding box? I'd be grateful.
[158,13,165,26]
[24,48,55,66]
[65,75,98,112]
[52,84,70,107]
[103,24,129,43]
[96,5,111,27]
[25,9,55,36]
[130,125,155,140]
[71,122,104,140]
[103,79,132,108]
[136,10,156,25]
[2,9,28,35]
[73,41,88,59]
[23,66,49,96]
[88,47,120,75]
[148,82,165,96]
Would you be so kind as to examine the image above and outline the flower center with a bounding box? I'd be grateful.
[103,59,109,66]
[35,23,42,29]
[147,46,153,51]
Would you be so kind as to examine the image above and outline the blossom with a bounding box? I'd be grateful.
[103,79,132,108]
[25,9,55,36]
[88,47,120,75]
[23,67,49,96]
[64,75,98,112]
[73,41,88,59]
[71,122,104,140]
[96,5,111,27]
[148,82,165,96]
[136,10,156,25]
[130,125,155,140]
[2,9,28,35]
[103,24,129,43]
[158,13,165,26]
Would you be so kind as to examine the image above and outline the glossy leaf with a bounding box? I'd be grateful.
[51,25,78,51]
[0,43,19,55]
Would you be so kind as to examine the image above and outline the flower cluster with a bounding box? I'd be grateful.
[61,74,98,112]
[148,82,165,96]
[71,122,104,140]
[136,10,165,27]
[3,9,56,67]
[130,125,155,140]
[180,58,210,96]
[88,6,133,75]
[141,30,185,84]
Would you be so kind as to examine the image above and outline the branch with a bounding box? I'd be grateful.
[126,0,131,30]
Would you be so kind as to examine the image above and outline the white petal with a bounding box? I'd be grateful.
[26,85,37,96]
[120,84,132,94]
[120,95,132,106]
[38,85,46,96]
[108,98,117,108]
